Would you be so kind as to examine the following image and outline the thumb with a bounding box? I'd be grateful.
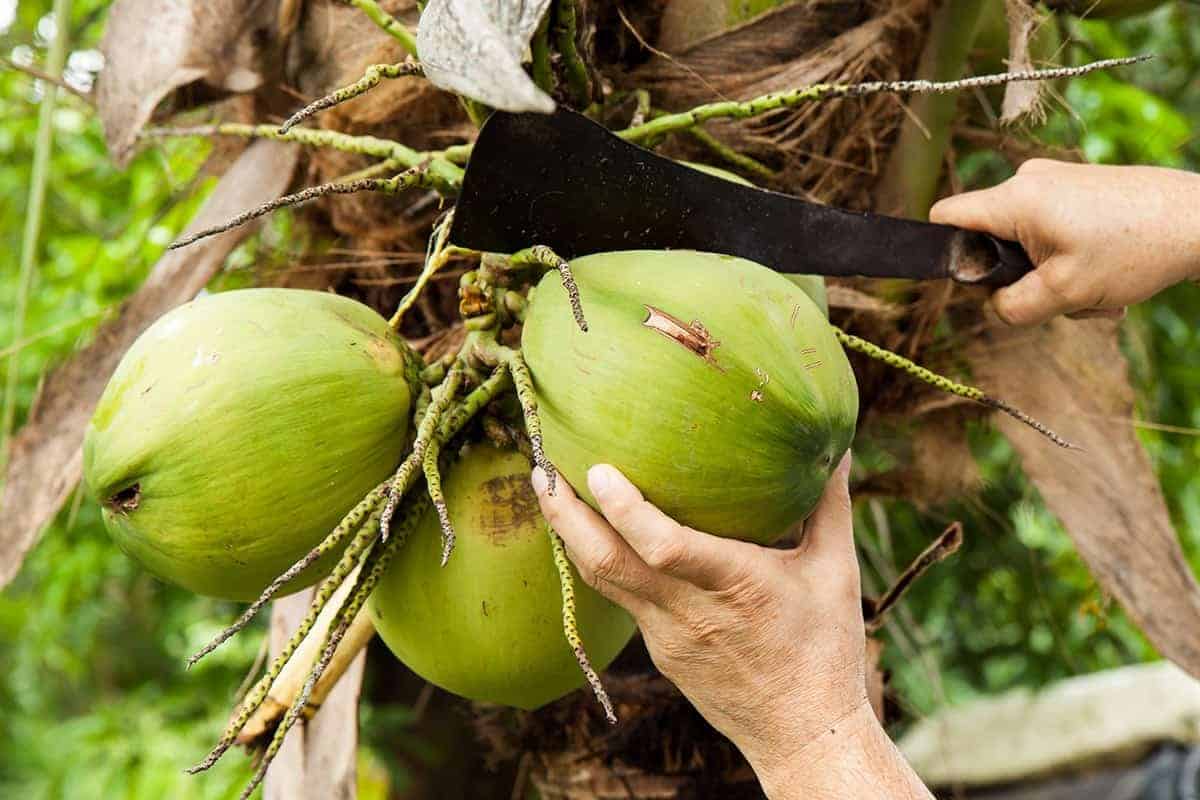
[929,183,1023,244]
[801,450,853,563]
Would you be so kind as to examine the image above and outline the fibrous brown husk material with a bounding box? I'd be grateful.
[271,0,467,327]
[624,0,931,209]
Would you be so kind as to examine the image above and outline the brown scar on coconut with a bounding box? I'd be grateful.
[751,367,769,402]
[642,305,726,372]
[106,483,141,514]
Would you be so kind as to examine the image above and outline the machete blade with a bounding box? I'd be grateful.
[449,109,1033,286]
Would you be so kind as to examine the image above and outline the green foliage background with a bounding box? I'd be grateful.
[0,1,1197,797]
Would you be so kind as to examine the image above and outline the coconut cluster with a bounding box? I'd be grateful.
[86,226,1080,798]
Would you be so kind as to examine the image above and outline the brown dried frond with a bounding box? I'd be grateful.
[622,0,931,208]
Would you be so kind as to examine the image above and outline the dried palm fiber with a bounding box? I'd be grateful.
[622,0,933,208]
[273,0,469,323]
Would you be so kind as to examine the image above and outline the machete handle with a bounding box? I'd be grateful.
[946,229,1035,287]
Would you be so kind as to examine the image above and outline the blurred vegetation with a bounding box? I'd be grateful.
[865,4,1200,719]
[0,1,1197,797]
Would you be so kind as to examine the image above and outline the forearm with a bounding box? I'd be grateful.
[746,704,934,800]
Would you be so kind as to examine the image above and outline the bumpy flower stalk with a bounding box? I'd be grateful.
[422,437,456,565]
[510,245,587,332]
[236,574,376,744]
[382,366,465,538]
[618,57,1148,143]
[142,123,464,190]
[832,327,1075,448]
[280,60,423,133]
[549,526,617,723]
[192,354,515,785]
[186,484,388,667]
[237,494,430,800]
[168,168,430,251]
[497,347,557,493]
[187,504,385,774]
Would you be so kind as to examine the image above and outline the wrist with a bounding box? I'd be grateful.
[741,702,931,800]
[737,700,879,795]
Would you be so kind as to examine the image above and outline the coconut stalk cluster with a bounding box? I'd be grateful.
[77,5,1140,794]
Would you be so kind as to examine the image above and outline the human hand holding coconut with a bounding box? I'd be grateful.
[931,160,1200,326]
[532,454,933,800]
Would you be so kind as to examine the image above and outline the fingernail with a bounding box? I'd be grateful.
[531,467,549,496]
[587,464,616,498]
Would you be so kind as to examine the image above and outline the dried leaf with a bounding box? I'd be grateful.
[968,316,1200,678]
[654,0,734,53]
[97,0,283,164]
[0,139,299,590]
[264,588,366,800]
[825,284,906,319]
[417,0,554,112]
[629,0,870,105]
[626,1,926,208]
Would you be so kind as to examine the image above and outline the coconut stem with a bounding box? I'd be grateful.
[530,7,554,93]
[510,246,587,332]
[438,362,514,436]
[348,0,419,55]
[237,495,430,800]
[187,504,385,774]
[279,60,423,134]
[553,0,591,107]
[684,123,777,181]
[389,215,476,331]
[549,526,617,724]
[167,167,430,251]
[140,123,464,191]
[618,56,1148,143]
[831,326,1076,449]
[186,484,388,668]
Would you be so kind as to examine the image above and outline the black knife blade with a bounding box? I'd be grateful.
[448,108,1033,286]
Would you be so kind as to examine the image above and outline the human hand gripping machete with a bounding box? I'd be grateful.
[447,108,1034,286]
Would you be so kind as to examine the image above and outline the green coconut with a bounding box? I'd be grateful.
[84,288,421,601]
[682,161,829,316]
[368,443,636,710]
[522,250,857,545]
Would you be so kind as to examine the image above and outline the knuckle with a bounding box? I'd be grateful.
[601,492,639,525]
[683,617,725,649]
[589,545,626,584]
[642,536,687,573]
[1040,264,1087,306]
